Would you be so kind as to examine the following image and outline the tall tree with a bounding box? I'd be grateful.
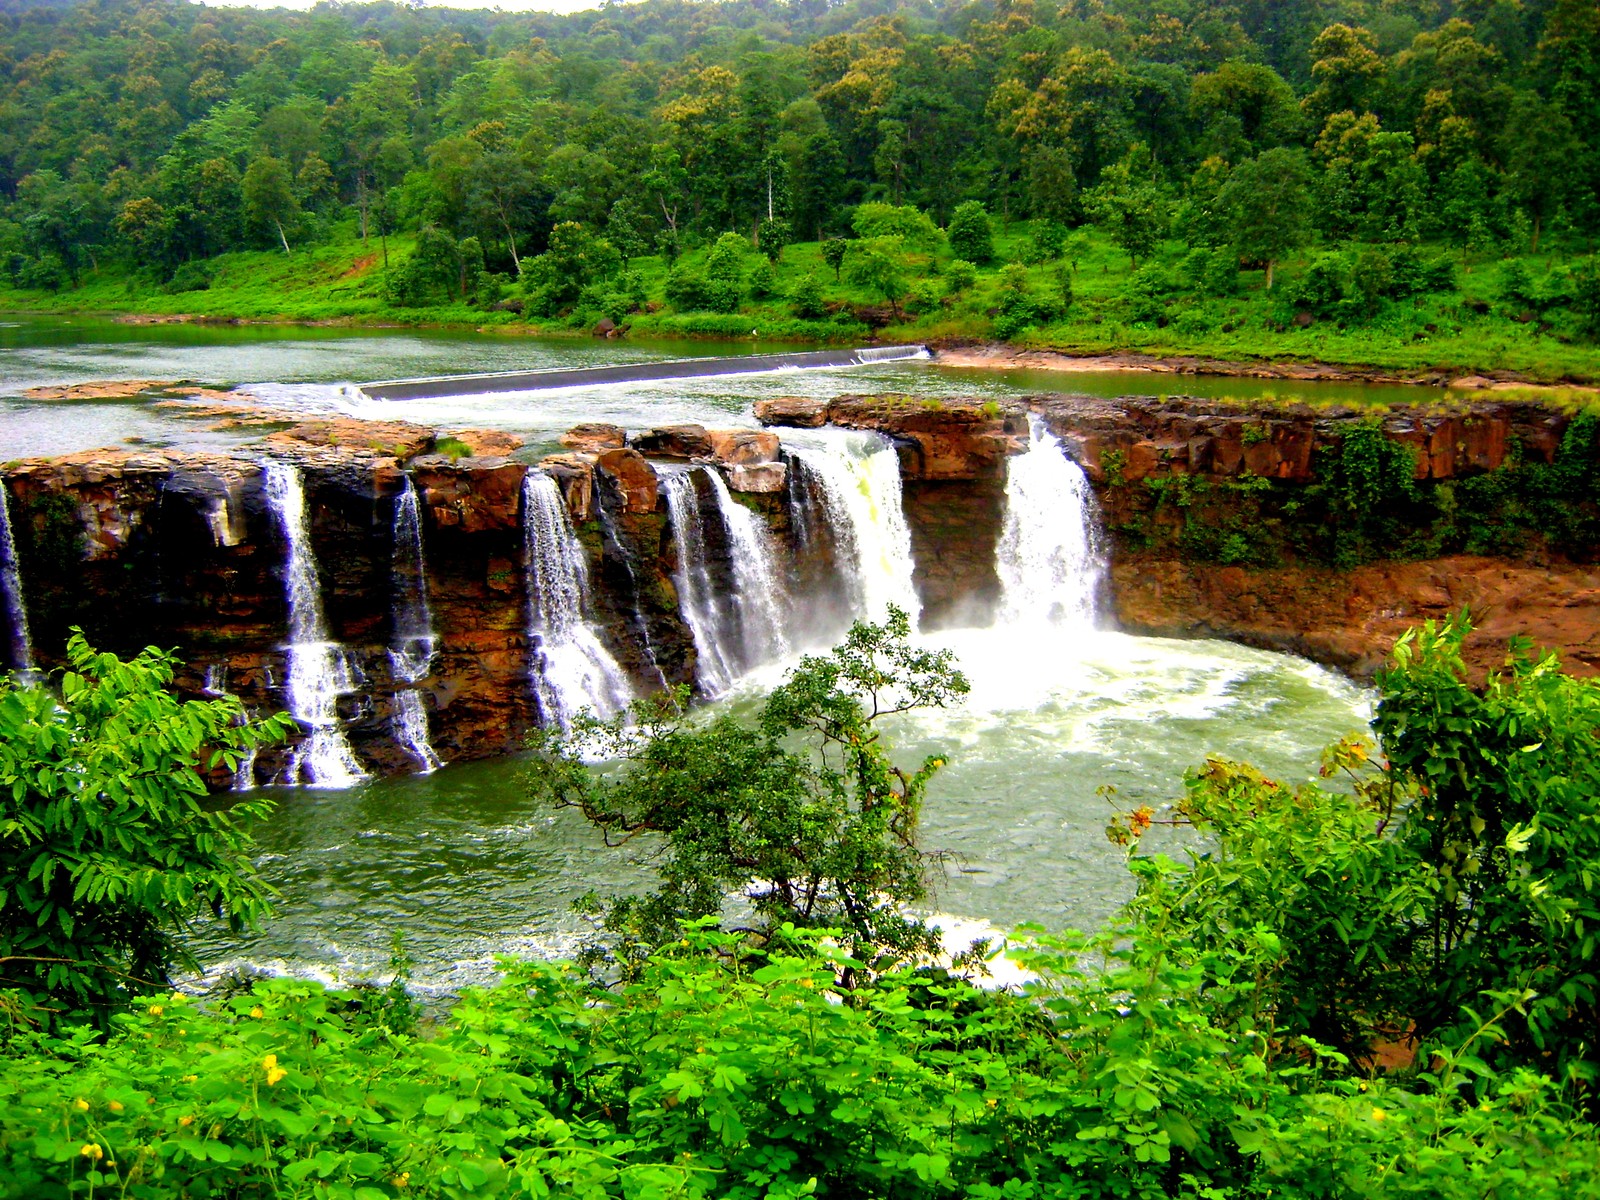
[1218,147,1314,289]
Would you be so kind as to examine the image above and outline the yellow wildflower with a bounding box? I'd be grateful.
[79,1144,103,1161]
[147,1005,164,1017]
[108,1101,124,1113]
[263,1054,287,1087]
[1371,1108,1386,1122]
[249,1006,264,1019]
[392,1173,411,1188]
[181,1075,197,1084]
[179,1115,194,1128]
[72,1099,89,1112]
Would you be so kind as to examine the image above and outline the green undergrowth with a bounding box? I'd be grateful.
[6,223,1600,381]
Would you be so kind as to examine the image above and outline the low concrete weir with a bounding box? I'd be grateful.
[359,344,930,401]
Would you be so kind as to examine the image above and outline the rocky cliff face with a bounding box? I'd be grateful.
[4,390,1596,786]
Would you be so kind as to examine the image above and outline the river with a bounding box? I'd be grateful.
[1,316,1381,990]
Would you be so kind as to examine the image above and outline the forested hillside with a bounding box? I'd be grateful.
[2,0,1598,369]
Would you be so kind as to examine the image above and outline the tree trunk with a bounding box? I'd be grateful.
[274,218,291,256]
[1531,215,1542,256]
[1266,258,1276,290]
[498,201,521,275]
[357,176,369,245]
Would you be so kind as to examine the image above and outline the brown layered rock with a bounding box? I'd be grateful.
[24,380,179,401]
[450,428,524,457]
[827,395,1026,480]
[722,462,787,493]
[1113,555,1600,682]
[753,397,829,427]
[411,456,527,533]
[706,429,780,465]
[632,425,714,459]
[267,418,435,458]
[595,448,659,515]
[539,454,596,522]
[560,423,626,453]
[1030,394,1567,487]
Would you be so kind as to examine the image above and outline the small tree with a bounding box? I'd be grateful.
[0,634,291,1017]
[946,200,994,264]
[523,609,968,968]
[606,195,650,266]
[790,272,826,318]
[846,237,909,319]
[1218,147,1313,289]
[758,217,791,264]
[820,236,848,282]
[241,155,299,255]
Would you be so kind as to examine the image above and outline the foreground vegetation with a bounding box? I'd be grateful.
[4,0,1600,377]
[2,609,1599,1196]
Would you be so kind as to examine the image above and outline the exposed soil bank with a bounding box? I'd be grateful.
[931,343,1600,395]
[1113,556,1600,683]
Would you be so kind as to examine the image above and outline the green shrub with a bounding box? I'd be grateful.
[946,200,994,264]
[790,272,825,318]
[0,636,291,1019]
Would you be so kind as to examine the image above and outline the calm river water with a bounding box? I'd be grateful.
[0,315,1387,989]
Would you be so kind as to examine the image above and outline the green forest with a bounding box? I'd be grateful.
[1,0,1599,374]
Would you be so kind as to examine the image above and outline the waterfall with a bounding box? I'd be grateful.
[523,473,634,727]
[996,416,1107,628]
[203,665,259,790]
[781,428,920,626]
[389,478,442,773]
[262,460,369,787]
[0,482,35,678]
[708,469,789,668]
[664,468,789,697]
[664,470,739,695]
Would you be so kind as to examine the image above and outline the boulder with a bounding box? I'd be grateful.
[753,397,829,428]
[448,428,524,457]
[267,418,434,459]
[595,447,659,514]
[410,456,528,534]
[721,462,787,493]
[539,454,596,522]
[632,424,714,459]
[706,429,781,465]
[560,423,626,453]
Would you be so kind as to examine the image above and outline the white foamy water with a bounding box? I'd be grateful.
[389,478,442,773]
[523,473,633,726]
[781,427,920,626]
[263,461,370,788]
[0,482,35,676]
[998,416,1106,628]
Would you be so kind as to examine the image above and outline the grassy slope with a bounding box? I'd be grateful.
[3,221,1598,381]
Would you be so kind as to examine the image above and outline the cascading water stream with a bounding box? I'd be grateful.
[0,482,35,678]
[707,468,790,668]
[996,416,1107,628]
[663,468,790,697]
[389,477,442,772]
[203,665,260,790]
[523,473,634,727]
[663,470,739,695]
[262,460,369,787]
[781,428,920,626]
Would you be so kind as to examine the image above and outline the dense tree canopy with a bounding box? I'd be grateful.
[0,0,1595,300]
